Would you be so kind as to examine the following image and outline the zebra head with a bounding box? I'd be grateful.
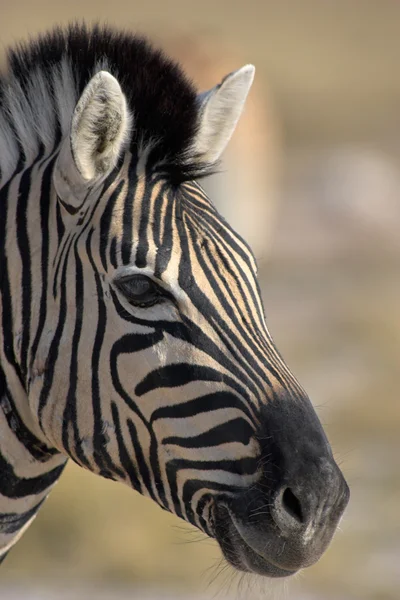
[3,26,349,577]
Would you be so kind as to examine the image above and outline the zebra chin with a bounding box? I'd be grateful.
[213,504,298,577]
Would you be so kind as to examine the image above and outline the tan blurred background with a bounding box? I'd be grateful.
[1,2,400,599]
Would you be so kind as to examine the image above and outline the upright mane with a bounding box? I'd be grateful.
[0,24,204,186]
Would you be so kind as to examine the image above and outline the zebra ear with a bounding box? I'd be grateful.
[193,65,255,165]
[54,71,130,209]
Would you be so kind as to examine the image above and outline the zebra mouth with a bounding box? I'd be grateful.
[213,504,298,578]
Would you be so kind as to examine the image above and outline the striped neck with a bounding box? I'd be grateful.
[0,368,66,560]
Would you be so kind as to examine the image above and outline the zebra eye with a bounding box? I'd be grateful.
[115,275,162,307]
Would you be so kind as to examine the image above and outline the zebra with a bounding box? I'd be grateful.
[0,24,349,576]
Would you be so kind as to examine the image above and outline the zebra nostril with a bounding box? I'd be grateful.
[271,486,306,533]
[281,488,304,524]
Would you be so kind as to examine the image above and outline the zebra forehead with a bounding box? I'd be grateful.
[92,173,257,274]
[179,193,258,268]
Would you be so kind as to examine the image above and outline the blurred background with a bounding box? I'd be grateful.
[1,2,400,599]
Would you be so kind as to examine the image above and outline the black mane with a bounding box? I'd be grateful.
[3,24,207,182]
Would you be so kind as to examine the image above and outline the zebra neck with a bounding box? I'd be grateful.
[0,373,67,560]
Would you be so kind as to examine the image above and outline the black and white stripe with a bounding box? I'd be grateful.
[0,24,308,564]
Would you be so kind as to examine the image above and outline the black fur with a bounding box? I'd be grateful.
[3,23,211,182]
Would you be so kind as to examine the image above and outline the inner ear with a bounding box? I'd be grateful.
[54,70,130,208]
[71,70,130,181]
[193,65,255,166]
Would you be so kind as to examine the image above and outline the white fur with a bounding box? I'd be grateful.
[70,70,131,181]
[0,110,19,184]
[54,70,131,208]
[0,67,61,185]
[53,58,79,138]
[194,64,255,165]
[0,61,130,192]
